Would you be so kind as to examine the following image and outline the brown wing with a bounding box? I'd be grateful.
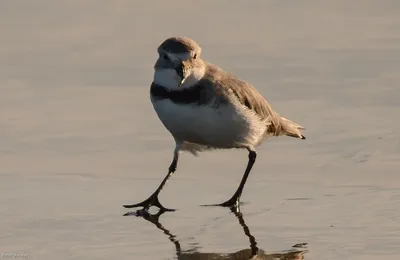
[202,63,283,134]
[193,62,305,138]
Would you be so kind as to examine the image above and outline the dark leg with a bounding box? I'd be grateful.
[123,152,179,212]
[218,149,257,210]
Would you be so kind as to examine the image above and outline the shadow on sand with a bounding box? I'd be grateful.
[124,207,308,260]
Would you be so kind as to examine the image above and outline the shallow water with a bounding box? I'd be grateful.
[1,1,400,259]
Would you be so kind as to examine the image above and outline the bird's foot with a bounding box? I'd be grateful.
[123,193,175,213]
[201,196,242,213]
[123,205,170,218]
[218,196,242,213]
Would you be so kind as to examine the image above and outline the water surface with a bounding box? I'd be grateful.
[1,1,400,259]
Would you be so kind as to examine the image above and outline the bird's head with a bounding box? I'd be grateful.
[153,37,206,90]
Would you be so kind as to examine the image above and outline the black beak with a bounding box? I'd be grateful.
[174,62,184,81]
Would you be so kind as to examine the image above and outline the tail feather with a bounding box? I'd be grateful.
[280,117,305,130]
[279,117,306,140]
[286,132,306,140]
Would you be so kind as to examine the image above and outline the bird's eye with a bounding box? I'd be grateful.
[162,53,170,61]
[193,53,197,59]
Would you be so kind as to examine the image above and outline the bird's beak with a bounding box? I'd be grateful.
[175,62,185,87]
[179,77,186,87]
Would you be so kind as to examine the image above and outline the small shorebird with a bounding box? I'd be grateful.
[124,37,306,212]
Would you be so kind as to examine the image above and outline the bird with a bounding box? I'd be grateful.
[123,36,306,212]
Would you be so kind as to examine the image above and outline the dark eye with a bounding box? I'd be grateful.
[162,53,170,61]
[193,53,197,59]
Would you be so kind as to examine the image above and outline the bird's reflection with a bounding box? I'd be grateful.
[124,207,308,260]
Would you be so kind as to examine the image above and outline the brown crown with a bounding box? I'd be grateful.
[158,37,202,56]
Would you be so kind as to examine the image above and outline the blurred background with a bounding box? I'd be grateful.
[1,1,400,259]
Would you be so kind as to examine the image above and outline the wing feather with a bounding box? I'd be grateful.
[197,63,305,138]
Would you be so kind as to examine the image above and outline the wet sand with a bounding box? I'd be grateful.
[1,1,400,259]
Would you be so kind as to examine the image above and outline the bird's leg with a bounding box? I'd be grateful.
[123,152,179,212]
[218,150,257,209]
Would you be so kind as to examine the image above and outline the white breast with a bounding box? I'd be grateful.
[151,98,267,149]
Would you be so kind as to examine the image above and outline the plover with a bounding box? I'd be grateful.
[124,37,306,212]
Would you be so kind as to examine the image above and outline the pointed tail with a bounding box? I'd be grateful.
[279,117,306,140]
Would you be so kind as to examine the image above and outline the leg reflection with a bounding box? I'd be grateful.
[230,206,259,257]
[124,208,181,255]
[124,208,308,260]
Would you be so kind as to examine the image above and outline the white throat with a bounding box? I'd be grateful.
[153,69,181,89]
[154,66,206,90]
